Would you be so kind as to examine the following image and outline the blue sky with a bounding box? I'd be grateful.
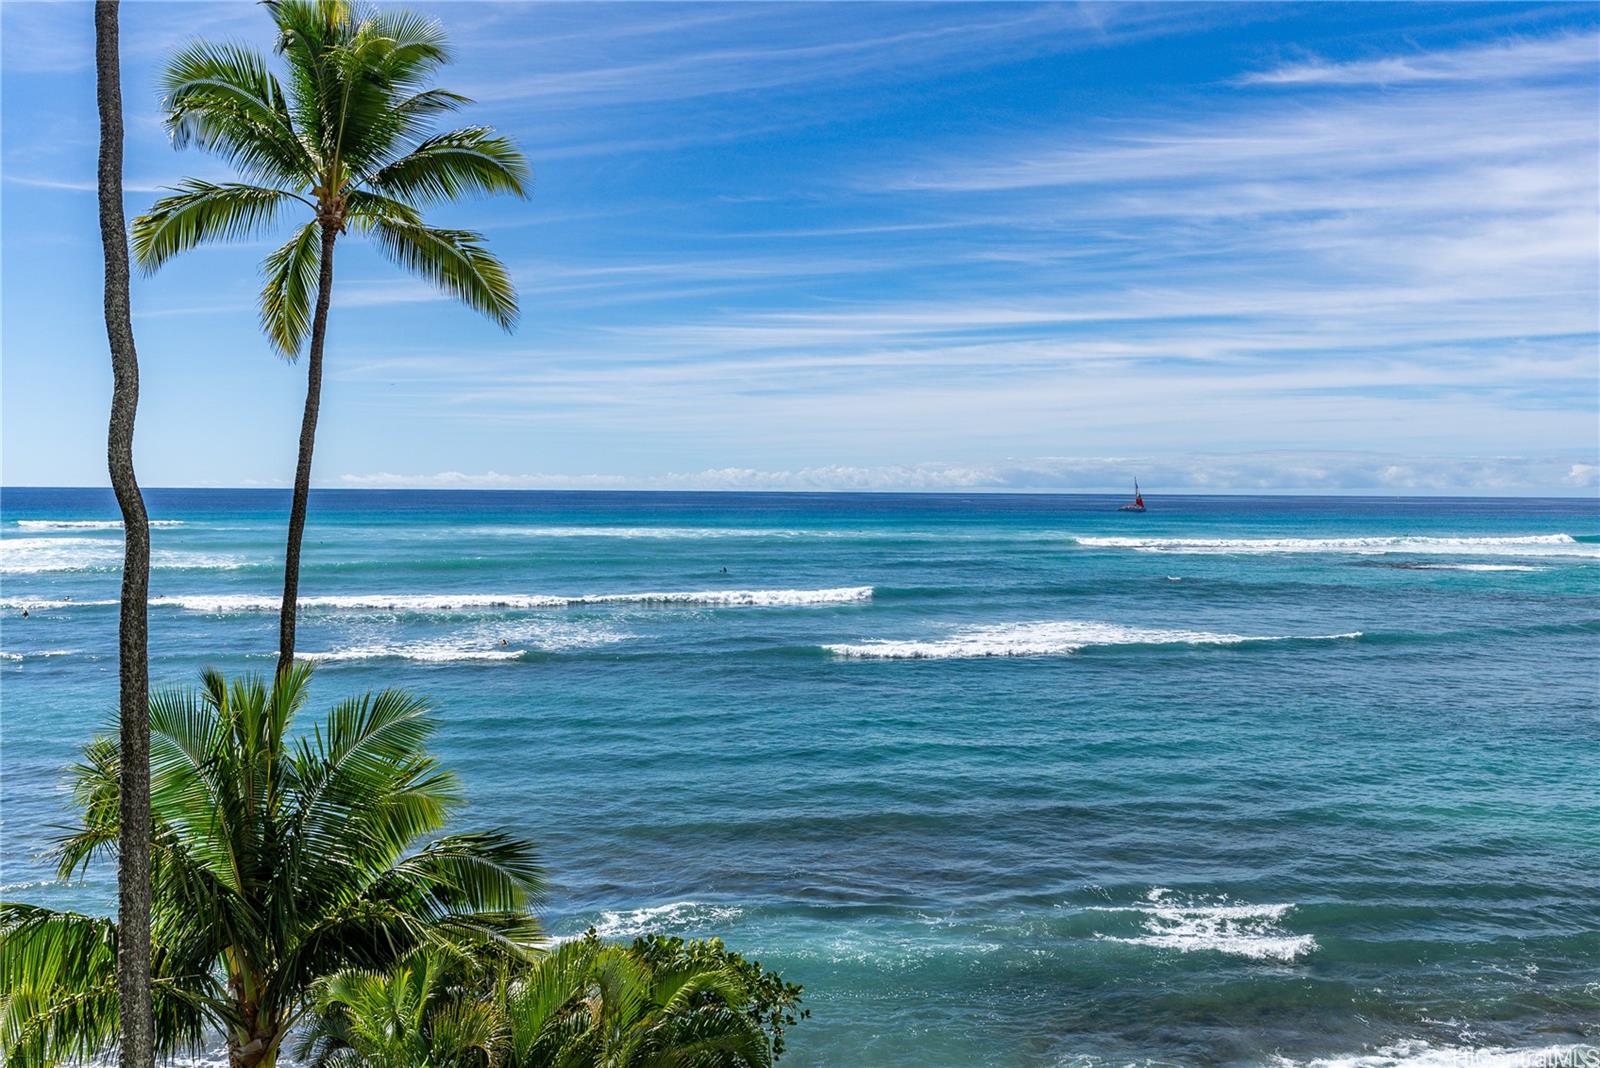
[2,1,1597,494]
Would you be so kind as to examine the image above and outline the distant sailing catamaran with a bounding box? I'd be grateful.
[1118,479,1147,512]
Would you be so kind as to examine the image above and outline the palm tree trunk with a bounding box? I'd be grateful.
[277,223,337,673]
[228,1023,282,1068]
[94,3,153,1065]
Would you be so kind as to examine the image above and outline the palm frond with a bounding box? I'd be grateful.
[162,40,314,183]
[0,905,119,1067]
[368,220,518,329]
[260,220,325,358]
[54,737,120,880]
[132,180,304,271]
[386,832,546,917]
[292,688,456,878]
[365,126,528,205]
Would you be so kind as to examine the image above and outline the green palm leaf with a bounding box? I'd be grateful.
[132,180,305,270]
[261,220,324,357]
[367,126,529,204]
[162,41,314,184]
[2,668,544,1068]
[368,220,518,330]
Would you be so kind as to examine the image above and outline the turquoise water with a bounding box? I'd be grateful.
[2,488,1598,1067]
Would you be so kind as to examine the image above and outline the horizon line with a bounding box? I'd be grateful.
[2,485,1597,502]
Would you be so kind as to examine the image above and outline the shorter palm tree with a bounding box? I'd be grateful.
[302,937,776,1068]
[299,955,505,1068]
[0,666,543,1068]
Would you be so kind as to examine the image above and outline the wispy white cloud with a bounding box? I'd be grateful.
[335,452,1600,495]
[0,1,261,74]
[886,85,1594,194]
[3,173,193,195]
[4,4,1595,490]
[462,4,1217,108]
[1237,31,1600,86]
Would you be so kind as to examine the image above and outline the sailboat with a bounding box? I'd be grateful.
[1118,479,1146,512]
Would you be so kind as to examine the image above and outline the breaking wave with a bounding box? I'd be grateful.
[0,537,246,573]
[1268,1041,1600,1067]
[1089,888,1316,962]
[477,525,832,539]
[1072,534,1596,559]
[825,620,1360,660]
[303,618,631,663]
[0,648,81,662]
[1,598,117,611]
[1401,563,1546,573]
[152,586,873,613]
[303,642,527,664]
[14,519,184,530]
[588,901,745,940]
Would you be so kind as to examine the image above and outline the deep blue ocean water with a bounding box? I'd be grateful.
[2,488,1597,1067]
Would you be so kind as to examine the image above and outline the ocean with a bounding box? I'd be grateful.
[2,487,1597,1067]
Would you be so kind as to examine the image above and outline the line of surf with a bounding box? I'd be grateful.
[1071,533,1597,558]
[13,519,185,530]
[825,620,1361,660]
[0,537,246,573]
[148,586,873,613]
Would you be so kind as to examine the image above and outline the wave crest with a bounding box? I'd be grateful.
[1090,888,1315,962]
[588,901,745,940]
[14,519,184,530]
[0,537,245,573]
[1272,1041,1600,1067]
[1073,533,1595,559]
[153,586,872,613]
[826,620,1360,660]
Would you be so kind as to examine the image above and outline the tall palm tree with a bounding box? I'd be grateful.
[132,0,527,671]
[92,4,154,1066]
[0,666,544,1068]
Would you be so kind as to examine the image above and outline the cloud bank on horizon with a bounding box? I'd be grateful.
[2,2,1596,495]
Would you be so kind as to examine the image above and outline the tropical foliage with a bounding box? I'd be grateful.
[300,933,801,1068]
[0,666,544,1068]
[131,0,526,349]
[131,0,528,668]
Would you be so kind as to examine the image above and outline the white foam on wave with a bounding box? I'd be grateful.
[1090,888,1316,962]
[1407,564,1546,573]
[15,519,184,530]
[305,642,526,664]
[305,618,631,664]
[588,901,745,940]
[152,586,873,613]
[825,620,1360,660]
[1,648,81,662]
[1,598,118,611]
[587,586,872,607]
[1073,533,1597,559]
[1270,1040,1599,1067]
[478,525,831,540]
[0,537,245,573]
[157,593,568,613]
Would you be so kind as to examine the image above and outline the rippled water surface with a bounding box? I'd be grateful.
[3,488,1598,1066]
